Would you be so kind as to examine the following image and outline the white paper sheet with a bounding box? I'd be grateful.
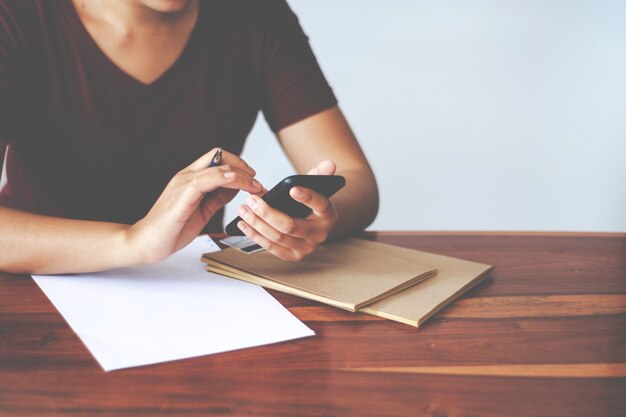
[32,236,314,371]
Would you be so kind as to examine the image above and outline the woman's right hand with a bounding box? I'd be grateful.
[125,148,263,265]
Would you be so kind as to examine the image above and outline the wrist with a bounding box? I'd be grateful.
[115,224,152,268]
[120,219,174,267]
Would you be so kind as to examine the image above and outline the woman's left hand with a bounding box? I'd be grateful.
[236,160,338,261]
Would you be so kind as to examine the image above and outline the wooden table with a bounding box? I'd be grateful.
[1,232,625,417]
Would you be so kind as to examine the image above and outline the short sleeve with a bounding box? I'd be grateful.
[259,0,337,132]
[0,1,19,139]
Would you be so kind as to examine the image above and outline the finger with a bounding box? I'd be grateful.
[174,189,238,253]
[190,167,263,194]
[289,187,335,218]
[201,188,237,218]
[306,160,336,176]
[220,150,256,176]
[187,147,256,176]
[245,194,317,239]
[237,203,311,251]
[237,221,306,262]
[187,148,224,171]
[179,189,236,236]
[195,164,258,185]
[251,186,270,197]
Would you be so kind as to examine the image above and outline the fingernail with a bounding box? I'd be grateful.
[238,221,248,232]
[253,180,262,190]
[291,187,303,198]
[247,195,257,208]
[238,205,249,217]
[224,172,235,179]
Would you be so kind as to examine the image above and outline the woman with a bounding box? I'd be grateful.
[0,0,378,274]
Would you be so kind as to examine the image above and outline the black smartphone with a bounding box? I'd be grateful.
[225,174,346,236]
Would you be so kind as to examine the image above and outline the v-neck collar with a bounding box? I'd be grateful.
[61,0,206,95]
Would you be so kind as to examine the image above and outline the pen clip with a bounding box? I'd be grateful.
[209,148,223,167]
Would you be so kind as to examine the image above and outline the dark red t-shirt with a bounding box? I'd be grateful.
[0,0,336,232]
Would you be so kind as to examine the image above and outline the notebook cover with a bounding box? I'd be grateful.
[355,240,493,327]
[202,238,437,311]
[203,263,428,312]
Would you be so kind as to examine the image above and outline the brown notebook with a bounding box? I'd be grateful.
[202,239,437,311]
[203,238,493,327]
[351,240,493,327]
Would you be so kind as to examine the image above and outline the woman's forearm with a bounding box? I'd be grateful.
[0,206,139,275]
[329,167,379,238]
[0,149,262,275]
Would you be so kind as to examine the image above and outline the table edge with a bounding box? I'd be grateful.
[360,230,626,238]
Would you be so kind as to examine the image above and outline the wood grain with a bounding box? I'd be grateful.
[363,230,626,237]
[288,295,626,321]
[1,232,625,417]
[340,363,626,377]
[440,294,626,318]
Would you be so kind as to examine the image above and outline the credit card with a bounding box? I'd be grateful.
[219,236,265,254]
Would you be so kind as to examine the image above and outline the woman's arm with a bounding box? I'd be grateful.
[277,106,379,237]
[0,206,139,274]
[0,138,135,275]
[233,105,379,261]
[0,149,262,275]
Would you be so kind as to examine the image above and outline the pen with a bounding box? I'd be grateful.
[209,147,223,167]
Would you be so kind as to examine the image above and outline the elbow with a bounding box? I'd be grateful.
[331,167,379,237]
[350,172,379,232]
[362,180,379,230]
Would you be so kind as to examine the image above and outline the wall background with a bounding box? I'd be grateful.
[226,0,626,232]
[2,0,625,231]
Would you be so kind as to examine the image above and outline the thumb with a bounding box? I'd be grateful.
[307,160,336,175]
[200,188,237,218]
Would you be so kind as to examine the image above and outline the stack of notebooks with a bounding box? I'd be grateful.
[202,238,493,327]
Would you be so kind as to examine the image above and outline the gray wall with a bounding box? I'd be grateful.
[2,0,625,231]
[227,0,626,232]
